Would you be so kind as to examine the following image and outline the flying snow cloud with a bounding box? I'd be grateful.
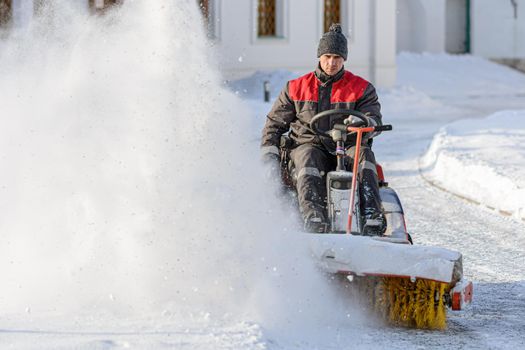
[0,0,361,333]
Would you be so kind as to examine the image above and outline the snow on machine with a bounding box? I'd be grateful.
[278,109,473,329]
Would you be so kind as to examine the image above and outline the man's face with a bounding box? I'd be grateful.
[319,54,344,76]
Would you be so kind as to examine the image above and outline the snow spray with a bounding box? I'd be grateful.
[0,0,364,334]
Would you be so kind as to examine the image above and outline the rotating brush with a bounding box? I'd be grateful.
[374,277,448,329]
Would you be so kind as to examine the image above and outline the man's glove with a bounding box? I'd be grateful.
[363,113,378,127]
[363,113,381,139]
[345,115,366,126]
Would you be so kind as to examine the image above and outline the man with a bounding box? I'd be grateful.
[261,23,386,235]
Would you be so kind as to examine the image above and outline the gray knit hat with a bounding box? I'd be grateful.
[317,23,348,60]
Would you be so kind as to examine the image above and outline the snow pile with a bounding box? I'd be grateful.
[397,52,525,98]
[0,0,354,332]
[421,110,525,221]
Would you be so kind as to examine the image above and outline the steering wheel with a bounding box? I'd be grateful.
[309,109,368,137]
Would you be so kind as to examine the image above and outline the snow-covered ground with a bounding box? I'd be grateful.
[1,1,525,349]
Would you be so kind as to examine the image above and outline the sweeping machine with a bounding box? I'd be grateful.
[278,109,473,329]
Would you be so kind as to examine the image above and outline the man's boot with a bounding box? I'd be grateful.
[361,174,386,236]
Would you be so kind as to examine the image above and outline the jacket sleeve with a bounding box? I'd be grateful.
[355,82,383,137]
[261,82,297,157]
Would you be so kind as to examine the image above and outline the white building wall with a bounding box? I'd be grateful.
[349,0,373,81]
[216,0,318,76]
[397,0,525,59]
[373,0,397,87]
[216,0,397,87]
[396,0,446,53]
[471,0,525,59]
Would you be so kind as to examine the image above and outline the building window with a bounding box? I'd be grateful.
[257,0,285,38]
[324,0,340,32]
[89,0,122,14]
[258,0,276,37]
[0,0,11,28]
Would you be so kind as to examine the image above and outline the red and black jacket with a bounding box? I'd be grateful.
[261,66,382,156]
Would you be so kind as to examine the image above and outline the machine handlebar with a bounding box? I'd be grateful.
[375,125,393,132]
